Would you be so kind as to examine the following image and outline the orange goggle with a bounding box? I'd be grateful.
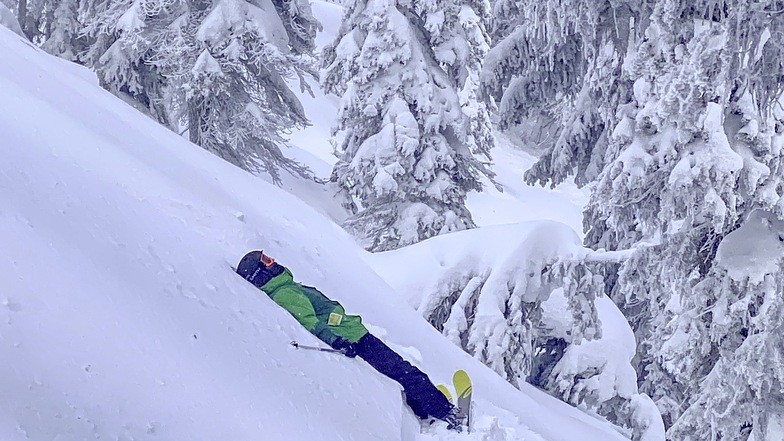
[260,251,275,267]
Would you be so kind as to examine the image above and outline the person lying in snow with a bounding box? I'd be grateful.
[236,250,464,430]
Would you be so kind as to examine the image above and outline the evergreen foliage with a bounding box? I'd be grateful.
[586,2,784,438]
[482,0,650,188]
[417,223,664,440]
[322,0,496,251]
[483,0,784,434]
[187,0,317,179]
[10,0,318,181]
[487,0,784,438]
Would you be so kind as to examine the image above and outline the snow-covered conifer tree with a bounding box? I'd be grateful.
[10,0,44,39]
[185,0,316,179]
[79,0,189,128]
[479,2,667,438]
[322,0,496,251]
[664,211,784,440]
[78,0,317,180]
[484,0,784,438]
[481,0,649,187]
[551,0,784,438]
[413,223,664,440]
[271,0,320,55]
[40,0,82,59]
[8,0,83,56]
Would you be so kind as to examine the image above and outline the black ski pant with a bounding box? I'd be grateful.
[354,333,453,420]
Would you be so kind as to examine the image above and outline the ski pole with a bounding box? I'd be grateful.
[290,340,342,353]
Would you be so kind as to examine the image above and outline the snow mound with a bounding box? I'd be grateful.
[716,210,784,284]
[365,222,659,439]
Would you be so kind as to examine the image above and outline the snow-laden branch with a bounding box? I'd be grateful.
[369,220,663,439]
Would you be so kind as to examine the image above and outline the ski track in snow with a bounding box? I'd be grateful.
[0,5,630,440]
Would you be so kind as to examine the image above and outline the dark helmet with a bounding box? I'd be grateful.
[236,250,282,287]
[237,250,264,281]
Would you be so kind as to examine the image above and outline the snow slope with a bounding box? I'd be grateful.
[1,17,627,441]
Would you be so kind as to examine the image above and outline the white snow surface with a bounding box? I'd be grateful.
[116,0,145,33]
[196,0,289,51]
[716,210,784,284]
[0,7,631,441]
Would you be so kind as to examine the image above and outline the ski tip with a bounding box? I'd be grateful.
[453,369,471,384]
[452,369,472,398]
[436,384,453,404]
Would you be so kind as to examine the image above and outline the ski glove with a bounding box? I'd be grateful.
[332,338,358,358]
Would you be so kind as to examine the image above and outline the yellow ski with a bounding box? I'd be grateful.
[452,369,472,432]
[436,384,453,404]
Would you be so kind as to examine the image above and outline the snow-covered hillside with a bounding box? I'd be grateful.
[1,10,630,441]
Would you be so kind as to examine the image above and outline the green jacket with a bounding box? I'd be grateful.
[260,266,368,345]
